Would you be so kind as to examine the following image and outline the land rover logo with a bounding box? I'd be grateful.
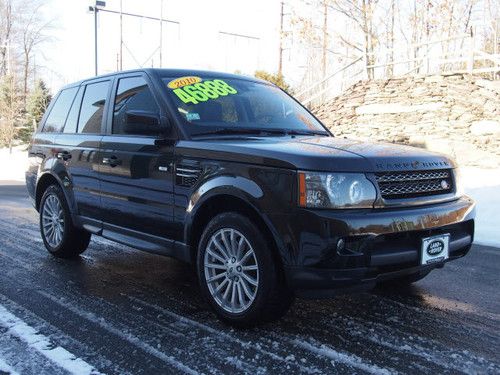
[427,240,445,256]
[440,180,450,189]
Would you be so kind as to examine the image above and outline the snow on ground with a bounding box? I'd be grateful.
[461,167,500,247]
[0,356,20,375]
[0,303,102,375]
[291,339,394,375]
[0,146,498,247]
[0,146,29,182]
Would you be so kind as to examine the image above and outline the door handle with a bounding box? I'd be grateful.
[102,156,121,167]
[56,151,72,161]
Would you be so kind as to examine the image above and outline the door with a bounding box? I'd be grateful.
[54,80,111,224]
[28,86,77,199]
[98,75,176,240]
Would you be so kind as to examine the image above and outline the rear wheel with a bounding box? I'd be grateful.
[40,185,90,258]
[197,212,294,327]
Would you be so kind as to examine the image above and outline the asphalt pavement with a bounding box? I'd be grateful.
[0,182,498,374]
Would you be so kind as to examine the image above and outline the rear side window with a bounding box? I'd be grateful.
[78,80,110,134]
[42,87,78,133]
[113,76,159,135]
[64,86,84,133]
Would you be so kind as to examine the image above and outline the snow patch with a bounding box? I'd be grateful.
[40,292,200,375]
[0,146,28,182]
[462,167,500,247]
[0,304,102,375]
[127,295,321,374]
[292,339,395,375]
[0,356,20,375]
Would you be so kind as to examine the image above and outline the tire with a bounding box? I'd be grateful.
[197,212,294,327]
[380,269,432,287]
[39,184,91,258]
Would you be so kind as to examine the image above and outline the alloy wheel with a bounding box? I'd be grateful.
[41,194,65,248]
[204,228,259,314]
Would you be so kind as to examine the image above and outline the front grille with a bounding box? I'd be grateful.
[375,169,453,199]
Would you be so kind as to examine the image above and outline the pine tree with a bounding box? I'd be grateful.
[0,74,24,153]
[26,79,51,129]
[18,79,51,143]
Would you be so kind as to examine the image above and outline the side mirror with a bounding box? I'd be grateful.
[124,110,162,136]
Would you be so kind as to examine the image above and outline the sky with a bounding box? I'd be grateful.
[43,0,283,92]
[39,0,498,94]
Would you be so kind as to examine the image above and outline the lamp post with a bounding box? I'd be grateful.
[88,1,106,76]
[86,2,178,72]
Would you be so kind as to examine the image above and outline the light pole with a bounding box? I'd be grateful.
[88,1,106,76]
[86,2,178,72]
[278,1,284,77]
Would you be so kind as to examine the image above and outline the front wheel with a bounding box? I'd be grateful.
[197,212,294,327]
[40,185,91,258]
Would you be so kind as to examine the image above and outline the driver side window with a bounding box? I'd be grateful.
[113,76,160,135]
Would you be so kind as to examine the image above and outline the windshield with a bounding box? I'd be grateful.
[162,76,328,137]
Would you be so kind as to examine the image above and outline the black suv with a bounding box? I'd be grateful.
[26,69,475,326]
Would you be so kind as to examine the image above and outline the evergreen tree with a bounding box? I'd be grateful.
[25,79,51,131]
[0,74,24,153]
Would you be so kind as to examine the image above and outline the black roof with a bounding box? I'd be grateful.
[60,68,267,91]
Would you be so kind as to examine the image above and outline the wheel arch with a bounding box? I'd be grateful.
[35,172,76,215]
[186,193,286,274]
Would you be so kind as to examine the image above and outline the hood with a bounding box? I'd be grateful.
[176,136,455,172]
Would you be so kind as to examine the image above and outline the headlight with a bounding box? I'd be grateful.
[298,172,377,209]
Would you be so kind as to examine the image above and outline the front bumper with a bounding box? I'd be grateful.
[268,196,475,297]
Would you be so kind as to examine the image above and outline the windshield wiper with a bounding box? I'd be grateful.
[192,128,328,138]
[252,128,329,137]
[284,129,329,136]
[192,128,268,137]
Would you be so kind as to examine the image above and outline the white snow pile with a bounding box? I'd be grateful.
[292,338,395,374]
[0,146,29,182]
[0,303,102,375]
[0,357,20,375]
[461,167,500,248]
[0,146,498,247]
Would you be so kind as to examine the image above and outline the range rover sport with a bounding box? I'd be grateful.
[26,69,476,326]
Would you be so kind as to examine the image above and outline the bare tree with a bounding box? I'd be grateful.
[0,0,13,76]
[385,0,395,76]
[289,2,323,86]
[330,0,380,79]
[289,0,497,95]
[18,0,53,103]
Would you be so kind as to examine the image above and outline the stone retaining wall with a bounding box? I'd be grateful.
[312,74,500,168]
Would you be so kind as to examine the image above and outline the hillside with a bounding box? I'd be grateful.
[312,74,500,168]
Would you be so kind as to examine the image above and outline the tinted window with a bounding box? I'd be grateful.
[113,76,159,135]
[64,86,84,133]
[43,87,78,133]
[78,81,109,134]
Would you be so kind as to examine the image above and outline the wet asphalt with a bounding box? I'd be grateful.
[0,182,498,374]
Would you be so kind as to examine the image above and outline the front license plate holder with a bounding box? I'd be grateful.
[421,234,450,265]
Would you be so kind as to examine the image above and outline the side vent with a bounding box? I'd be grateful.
[176,164,202,187]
